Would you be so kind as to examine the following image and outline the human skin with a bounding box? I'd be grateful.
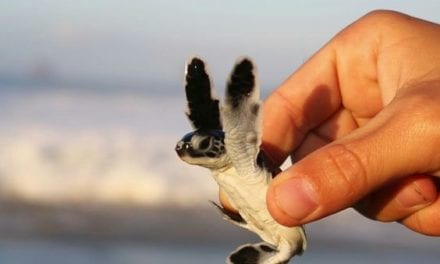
[221,10,440,236]
[262,10,440,236]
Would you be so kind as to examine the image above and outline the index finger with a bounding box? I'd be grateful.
[261,11,389,166]
[262,48,342,166]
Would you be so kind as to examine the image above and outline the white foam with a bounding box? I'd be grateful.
[0,89,217,206]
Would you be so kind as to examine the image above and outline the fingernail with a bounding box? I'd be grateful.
[396,182,433,209]
[274,178,318,221]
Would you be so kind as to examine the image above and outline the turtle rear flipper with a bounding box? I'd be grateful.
[222,58,262,175]
[227,242,292,264]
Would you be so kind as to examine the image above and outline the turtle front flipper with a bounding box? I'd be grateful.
[222,58,262,176]
[185,57,222,130]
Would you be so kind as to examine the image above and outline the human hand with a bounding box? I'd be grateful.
[263,10,440,236]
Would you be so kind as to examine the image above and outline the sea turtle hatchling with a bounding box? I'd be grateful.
[175,57,307,264]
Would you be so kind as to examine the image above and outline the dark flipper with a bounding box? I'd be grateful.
[185,57,222,130]
[226,58,256,109]
[227,243,289,264]
[211,201,246,224]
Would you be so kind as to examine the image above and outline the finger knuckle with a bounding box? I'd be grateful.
[405,215,440,236]
[402,205,440,236]
[322,144,369,202]
[361,10,409,23]
[333,10,411,49]
[393,88,440,170]
[399,87,440,122]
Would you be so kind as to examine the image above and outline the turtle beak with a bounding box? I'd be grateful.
[175,141,186,157]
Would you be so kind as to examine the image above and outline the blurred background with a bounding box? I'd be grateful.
[0,1,439,263]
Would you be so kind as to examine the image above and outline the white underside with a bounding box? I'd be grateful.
[213,166,306,263]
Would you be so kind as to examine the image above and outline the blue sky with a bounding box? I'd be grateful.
[1,1,439,91]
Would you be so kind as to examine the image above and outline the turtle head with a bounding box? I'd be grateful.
[175,129,230,169]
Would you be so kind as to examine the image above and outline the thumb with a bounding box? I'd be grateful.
[266,90,440,226]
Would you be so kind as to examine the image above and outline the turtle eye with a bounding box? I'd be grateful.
[199,137,211,150]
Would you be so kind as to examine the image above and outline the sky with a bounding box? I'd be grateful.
[1,1,440,92]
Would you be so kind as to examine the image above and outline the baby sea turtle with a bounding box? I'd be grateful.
[175,57,307,264]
